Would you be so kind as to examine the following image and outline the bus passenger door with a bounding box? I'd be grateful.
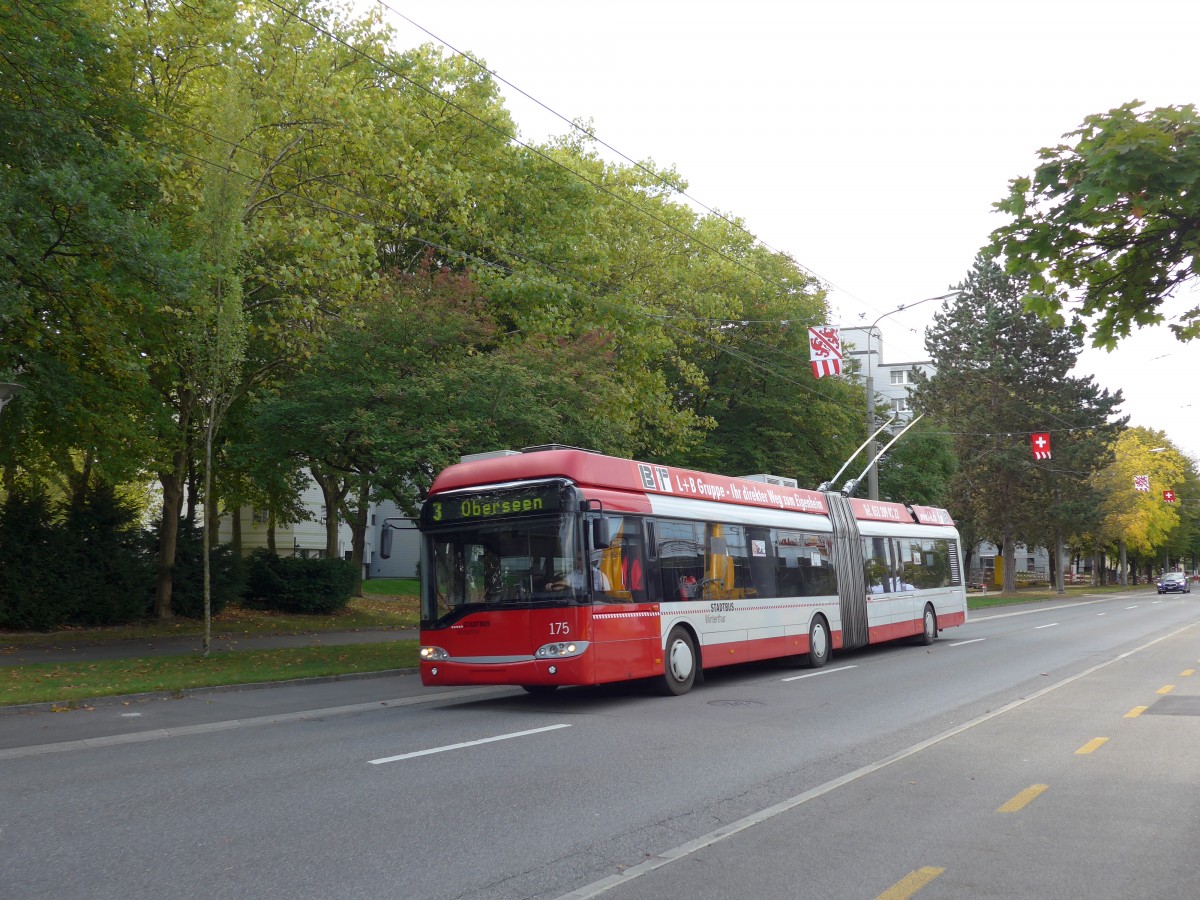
[892,539,916,632]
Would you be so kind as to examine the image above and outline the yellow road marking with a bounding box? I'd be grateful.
[1125,706,1148,718]
[1181,669,1194,676]
[997,784,1048,813]
[1157,685,1175,694]
[1075,737,1109,755]
[877,867,946,900]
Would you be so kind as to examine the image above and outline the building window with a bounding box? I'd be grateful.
[893,397,909,413]
[890,370,906,385]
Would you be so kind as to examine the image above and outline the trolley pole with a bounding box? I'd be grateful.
[866,368,880,501]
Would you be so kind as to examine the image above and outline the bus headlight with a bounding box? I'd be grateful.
[419,646,450,661]
[535,641,589,659]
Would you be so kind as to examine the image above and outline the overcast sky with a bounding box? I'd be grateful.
[360,0,1200,461]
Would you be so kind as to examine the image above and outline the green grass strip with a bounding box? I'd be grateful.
[1,640,419,707]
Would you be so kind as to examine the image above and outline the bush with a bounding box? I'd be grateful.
[244,549,356,614]
[0,487,71,629]
[0,483,154,629]
[152,521,245,620]
[62,484,154,625]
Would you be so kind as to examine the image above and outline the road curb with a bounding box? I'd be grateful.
[0,666,420,717]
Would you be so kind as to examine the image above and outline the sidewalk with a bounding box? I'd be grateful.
[0,627,418,667]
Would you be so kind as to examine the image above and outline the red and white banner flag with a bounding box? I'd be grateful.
[808,326,843,379]
[1163,490,1177,503]
[1134,475,1150,492]
[1031,432,1052,460]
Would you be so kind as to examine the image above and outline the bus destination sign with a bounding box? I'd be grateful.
[422,484,565,527]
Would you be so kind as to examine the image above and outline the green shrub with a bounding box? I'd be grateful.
[0,483,154,629]
[62,484,154,625]
[0,487,71,629]
[153,521,245,620]
[244,549,355,614]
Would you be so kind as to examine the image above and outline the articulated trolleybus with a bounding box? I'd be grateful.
[396,446,966,696]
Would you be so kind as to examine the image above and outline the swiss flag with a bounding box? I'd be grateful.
[1164,490,1177,503]
[1031,432,1052,460]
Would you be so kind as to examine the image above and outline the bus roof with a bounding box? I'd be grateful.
[428,447,954,526]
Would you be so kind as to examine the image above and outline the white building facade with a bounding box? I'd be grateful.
[217,473,422,579]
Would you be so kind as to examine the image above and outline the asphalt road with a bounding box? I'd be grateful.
[3,590,1198,900]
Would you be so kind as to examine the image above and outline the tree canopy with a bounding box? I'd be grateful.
[1092,428,1187,557]
[991,102,1200,349]
[912,256,1126,588]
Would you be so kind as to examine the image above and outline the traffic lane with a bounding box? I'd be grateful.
[4,598,1197,900]
[0,640,1050,900]
[586,622,1200,900]
[0,669,474,752]
[0,666,1142,897]
[1,695,602,900]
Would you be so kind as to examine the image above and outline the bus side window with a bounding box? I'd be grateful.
[619,535,647,603]
[864,537,890,593]
[656,520,703,602]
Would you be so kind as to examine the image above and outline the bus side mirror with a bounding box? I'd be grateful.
[592,517,611,550]
[380,525,393,559]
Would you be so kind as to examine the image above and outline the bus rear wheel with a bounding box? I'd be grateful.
[807,615,830,668]
[659,626,697,695]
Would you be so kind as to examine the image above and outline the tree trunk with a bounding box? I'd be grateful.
[348,480,369,597]
[230,504,242,555]
[266,514,277,555]
[185,454,200,525]
[66,451,94,513]
[310,463,348,560]
[1055,532,1066,594]
[1002,532,1017,593]
[155,467,185,619]
[1119,540,1128,585]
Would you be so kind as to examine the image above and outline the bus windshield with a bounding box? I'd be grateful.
[424,513,588,626]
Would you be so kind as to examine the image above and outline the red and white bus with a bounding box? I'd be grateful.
[398,445,966,696]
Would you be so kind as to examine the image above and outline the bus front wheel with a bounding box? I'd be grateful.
[807,615,830,668]
[659,626,697,695]
[918,604,937,646]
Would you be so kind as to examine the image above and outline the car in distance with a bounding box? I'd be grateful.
[1157,572,1191,594]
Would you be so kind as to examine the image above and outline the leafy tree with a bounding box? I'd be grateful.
[1092,429,1185,565]
[912,257,1126,590]
[106,0,398,617]
[991,102,1200,348]
[662,256,864,488]
[465,135,749,458]
[248,259,627,591]
[0,0,182,494]
[876,422,957,507]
